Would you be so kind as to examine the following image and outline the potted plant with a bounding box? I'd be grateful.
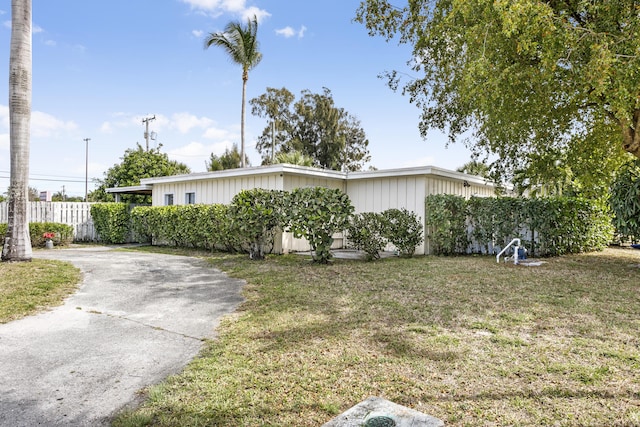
[43,232,55,249]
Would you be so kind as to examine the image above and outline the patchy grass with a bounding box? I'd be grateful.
[113,247,640,426]
[0,259,81,323]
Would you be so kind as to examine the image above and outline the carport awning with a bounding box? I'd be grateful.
[106,185,153,201]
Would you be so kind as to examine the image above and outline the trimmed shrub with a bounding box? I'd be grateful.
[346,212,387,261]
[90,203,130,244]
[382,208,424,257]
[610,160,640,242]
[427,195,613,257]
[230,189,287,260]
[425,194,468,255]
[287,187,354,264]
[0,222,73,247]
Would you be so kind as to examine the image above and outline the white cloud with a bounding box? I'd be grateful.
[276,25,306,39]
[0,133,8,151]
[275,26,295,38]
[31,111,78,138]
[167,140,233,171]
[181,0,269,22]
[0,105,8,129]
[3,20,10,29]
[170,112,214,134]
[192,29,204,38]
[100,122,113,134]
[241,6,270,22]
[202,126,234,140]
[44,39,56,47]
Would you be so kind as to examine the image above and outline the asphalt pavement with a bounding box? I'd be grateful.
[0,246,245,426]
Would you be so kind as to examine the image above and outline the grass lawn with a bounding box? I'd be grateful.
[0,257,81,323]
[114,247,640,426]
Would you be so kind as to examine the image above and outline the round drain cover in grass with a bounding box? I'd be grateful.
[365,416,396,427]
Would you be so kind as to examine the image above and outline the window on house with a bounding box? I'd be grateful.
[164,194,174,206]
[185,192,195,204]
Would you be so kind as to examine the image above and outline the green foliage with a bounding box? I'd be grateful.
[204,15,262,169]
[271,151,315,167]
[610,160,640,242]
[230,189,287,260]
[131,204,230,249]
[250,87,371,171]
[206,143,250,171]
[429,195,613,257]
[90,203,131,244]
[346,212,387,260]
[382,208,424,257]
[287,187,354,263]
[456,160,491,179]
[92,145,190,204]
[425,195,469,255]
[0,222,73,247]
[355,0,640,191]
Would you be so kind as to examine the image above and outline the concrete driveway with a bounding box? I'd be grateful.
[0,246,245,427]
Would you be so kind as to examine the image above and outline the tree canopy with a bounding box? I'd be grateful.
[204,15,262,168]
[355,0,638,191]
[250,87,371,171]
[92,145,190,204]
[206,143,249,171]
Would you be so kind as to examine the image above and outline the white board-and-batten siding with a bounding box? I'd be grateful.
[151,173,284,206]
[133,164,500,255]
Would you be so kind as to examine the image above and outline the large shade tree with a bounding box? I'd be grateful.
[91,145,190,204]
[2,0,32,262]
[250,87,371,171]
[204,15,262,168]
[355,0,638,189]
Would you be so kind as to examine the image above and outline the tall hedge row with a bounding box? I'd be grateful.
[426,195,614,256]
[128,188,355,263]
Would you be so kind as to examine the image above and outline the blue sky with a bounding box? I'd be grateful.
[0,0,473,198]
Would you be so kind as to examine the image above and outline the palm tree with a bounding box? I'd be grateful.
[204,16,262,168]
[2,0,33,262]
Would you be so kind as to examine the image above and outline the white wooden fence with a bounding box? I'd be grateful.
[0,202,97,242]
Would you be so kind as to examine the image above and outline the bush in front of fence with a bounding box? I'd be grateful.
[426,195,614,256]
[0,222,73,247]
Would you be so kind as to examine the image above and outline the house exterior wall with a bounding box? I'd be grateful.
[137,165,501,256]
[425,176,495,199]
[151,173,284,206]
[346,175,427,254]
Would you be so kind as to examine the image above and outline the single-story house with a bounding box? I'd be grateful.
[108,164,502,255]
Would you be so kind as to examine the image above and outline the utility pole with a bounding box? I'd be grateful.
[142,115,156,151]
[84,138,91,202]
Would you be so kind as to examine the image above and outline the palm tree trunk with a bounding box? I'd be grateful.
[241,76,247,168]
[2,0,33,262]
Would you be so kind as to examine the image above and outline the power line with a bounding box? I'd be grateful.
[0,175,99,183]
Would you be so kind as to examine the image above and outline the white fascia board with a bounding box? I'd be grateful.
[140,164,345,185]
[347,165,494,186]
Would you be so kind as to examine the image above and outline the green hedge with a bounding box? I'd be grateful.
[0,222,74,247]
[90,203,131,244]
[130,187,355,263]
[131,204,229,250]
[426,195,614,256]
